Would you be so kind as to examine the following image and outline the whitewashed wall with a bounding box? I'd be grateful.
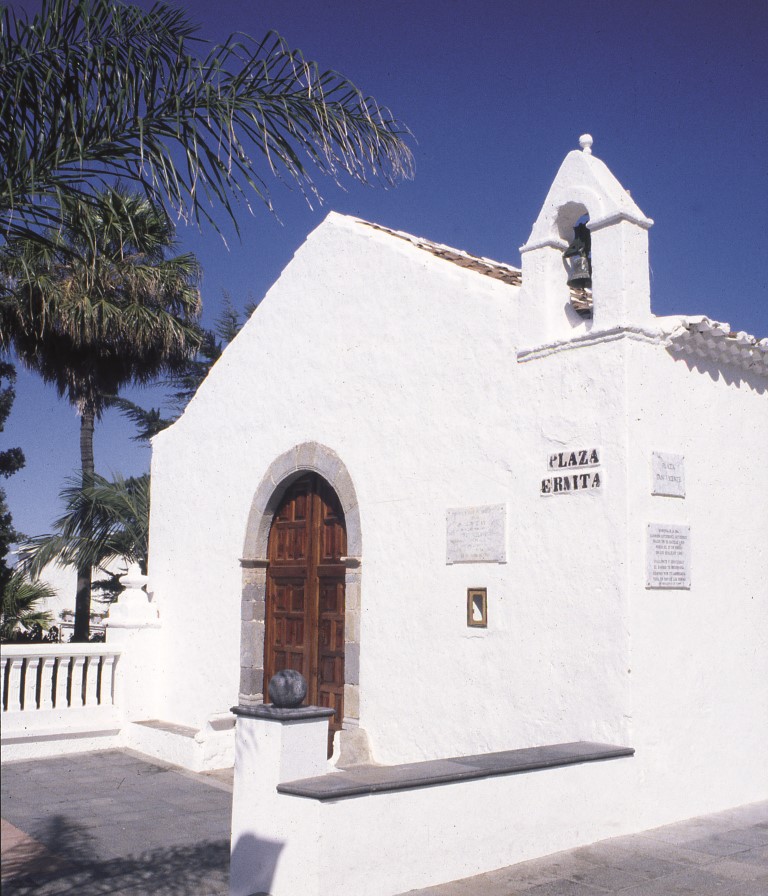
[149,213,636,759]
[624,340,768,819]
[149,192,766,824]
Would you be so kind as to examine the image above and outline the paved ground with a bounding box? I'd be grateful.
[1,750,232,895]
[1,749,767,895]
[401,802,768,896]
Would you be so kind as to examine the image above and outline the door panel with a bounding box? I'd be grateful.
[264,474,346,756]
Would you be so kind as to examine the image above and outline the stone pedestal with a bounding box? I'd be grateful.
[105,564,159,627]
[229,704,333,896]
[104,564,161,720]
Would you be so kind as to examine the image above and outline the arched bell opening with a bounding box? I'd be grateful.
[557,204,593,320]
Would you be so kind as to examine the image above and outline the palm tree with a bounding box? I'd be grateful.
[1,0,413,244]
[109,293,257,441]
[20,471,150,595]
[1,569,54,641]
[1,361,25,596]
[0,188,201,639]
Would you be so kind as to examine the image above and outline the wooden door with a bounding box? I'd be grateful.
[264,474,346,755]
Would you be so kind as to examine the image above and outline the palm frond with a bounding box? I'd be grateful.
[105,395,174,441]
[19,472,150,577]
[1,1,413,241]
[1,568,55,639]
[0,186,202,413]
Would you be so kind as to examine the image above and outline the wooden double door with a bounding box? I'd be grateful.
[264,474,346,753]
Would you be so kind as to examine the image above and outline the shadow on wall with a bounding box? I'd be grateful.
[1,814,232,895]
[230,833,284,896]
[677,353,767,393]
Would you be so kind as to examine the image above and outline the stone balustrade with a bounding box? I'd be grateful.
[1,644,124,759]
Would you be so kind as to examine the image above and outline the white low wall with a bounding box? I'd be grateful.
[1,643,123,760]
[314,760,635,896]
[230,713,641,896]
[0,639,237,768]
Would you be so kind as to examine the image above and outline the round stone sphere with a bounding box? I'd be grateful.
[268,669,307,708]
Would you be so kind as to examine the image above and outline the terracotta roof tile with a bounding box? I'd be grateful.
[359,220,522,286]
[664,317,768,376]
[355,218,765,377]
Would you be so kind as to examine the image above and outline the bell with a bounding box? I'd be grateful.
[563,222,592,289]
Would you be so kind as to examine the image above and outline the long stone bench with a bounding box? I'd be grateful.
[278,740,634,800]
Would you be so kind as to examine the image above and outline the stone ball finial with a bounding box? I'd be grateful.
[268,669,308,708]
[579,134,593,154]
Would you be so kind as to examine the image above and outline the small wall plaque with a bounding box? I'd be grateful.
[646,523,691,589]
[446,505,506,564]
[467,588,487,627]
[652,452,685,497]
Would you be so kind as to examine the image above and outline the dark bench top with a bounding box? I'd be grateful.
[277,740,634,801]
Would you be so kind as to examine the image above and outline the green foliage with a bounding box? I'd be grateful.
[1,0,413,243]
[0,489,21,595]
[110,292,255,440]
[104,397,175,442]
[0,186,203,418]
[20,472,150,580]
[0,362,25,478]
[165,293,254,414]
[0,361,24,595]
[1,567,54,640]
[1,186,200,638]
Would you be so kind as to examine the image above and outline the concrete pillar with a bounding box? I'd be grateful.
[229,704,333,896]
[104,564,161,720]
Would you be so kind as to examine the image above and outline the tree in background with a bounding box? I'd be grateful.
[1,0,413,244]
[20,472,150,604]
[0,188,201,640]
[110,293,256,440]
[0,361,25,596]
[1,0,412,634]
[1,568,54,641]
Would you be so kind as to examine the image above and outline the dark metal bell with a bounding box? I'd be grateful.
[565,254,591,288]
[563,222,592,289]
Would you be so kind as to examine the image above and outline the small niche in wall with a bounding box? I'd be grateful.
[467,588,487,628]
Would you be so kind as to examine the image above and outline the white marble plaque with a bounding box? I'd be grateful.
[652,452,685,497]
[646,523,691,589]
[446,505,506,564]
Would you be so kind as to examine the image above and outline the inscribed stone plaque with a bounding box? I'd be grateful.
[646,523,691,589]
[446,505,506,564]
[652,452,685,497]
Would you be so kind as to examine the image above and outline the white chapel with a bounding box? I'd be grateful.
[132,138,765,876]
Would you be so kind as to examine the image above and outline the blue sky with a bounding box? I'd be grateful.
[4,0,767,541]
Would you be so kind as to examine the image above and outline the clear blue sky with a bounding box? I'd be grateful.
[4,0,767,541]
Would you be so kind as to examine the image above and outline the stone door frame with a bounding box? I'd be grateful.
[239,443,362,732]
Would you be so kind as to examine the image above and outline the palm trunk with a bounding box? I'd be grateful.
[73,407,95,642]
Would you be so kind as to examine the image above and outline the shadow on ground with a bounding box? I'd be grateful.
[3,814,229,896]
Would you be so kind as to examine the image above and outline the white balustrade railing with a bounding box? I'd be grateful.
[1,643,122,716]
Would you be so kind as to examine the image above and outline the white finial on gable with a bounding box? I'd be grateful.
[518,139,654,347]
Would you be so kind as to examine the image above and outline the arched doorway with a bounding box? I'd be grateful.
[264,473,346,753]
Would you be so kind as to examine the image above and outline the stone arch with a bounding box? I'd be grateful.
[554,199,591,243]
[238,443,363,738]
[242,442,361,562]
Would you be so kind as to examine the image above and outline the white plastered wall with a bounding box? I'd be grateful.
[624,340,768,821]
[148,212,634,763]
[147,203,766,806]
